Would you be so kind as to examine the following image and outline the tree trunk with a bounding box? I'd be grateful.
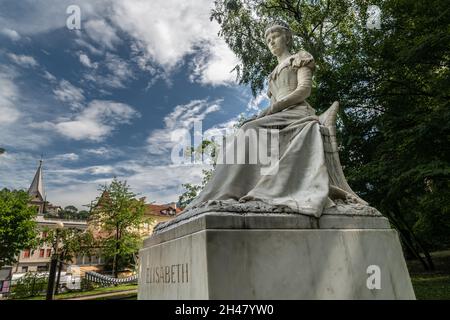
[385,211,431,270]
[393,203,435,271]
[112,223,120,279]
[31,274,36,296]
[55,255,64,294]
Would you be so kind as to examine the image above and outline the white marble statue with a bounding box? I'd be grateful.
[183,21,368,218]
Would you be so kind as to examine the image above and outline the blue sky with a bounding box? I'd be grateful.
[0,0,269,209]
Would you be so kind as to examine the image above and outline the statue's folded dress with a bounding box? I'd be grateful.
[185,50,331,218]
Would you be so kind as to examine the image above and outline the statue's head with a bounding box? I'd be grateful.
[264,20,292,56]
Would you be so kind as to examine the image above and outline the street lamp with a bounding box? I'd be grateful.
[46,222,64,300]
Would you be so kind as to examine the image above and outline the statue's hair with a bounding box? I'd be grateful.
[264,20,293,48]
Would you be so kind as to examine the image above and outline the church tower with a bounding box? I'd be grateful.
[28,160,46,214]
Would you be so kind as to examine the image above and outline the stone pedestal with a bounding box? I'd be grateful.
[138,212,415,300]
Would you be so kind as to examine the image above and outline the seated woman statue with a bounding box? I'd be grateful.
[183,21,365,219]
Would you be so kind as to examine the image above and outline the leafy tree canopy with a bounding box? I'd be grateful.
[207,0,450,268]
[0,189,38,268]
[90,178,149,276]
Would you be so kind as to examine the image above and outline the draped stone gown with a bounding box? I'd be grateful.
[185,50,332,218]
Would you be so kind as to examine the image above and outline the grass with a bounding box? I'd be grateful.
[407,250,450,300]
[25,283,137,300]
[410,274,450,300]
[93,292,138,300]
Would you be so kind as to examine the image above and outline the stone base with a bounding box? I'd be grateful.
[138,213,415,300]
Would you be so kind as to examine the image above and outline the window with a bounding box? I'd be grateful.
[1,280,10,293]
[21,266,28,273]
[42,231,48,238]
[23,249,30,258]
[37,265,48,272]
[46,249,52,257]
[39,249,45,258]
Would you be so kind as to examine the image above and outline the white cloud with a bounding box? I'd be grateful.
[104,53,134,87]
[43,71,57,82]
[190,40,239,86]
[1,125,53,150]
[53,79,85,110]
[111,0,238,84]
[120,163,208,203]
[74,38,104,56]
[84,146,114,156]
[1,28,21,41]
[0,106,20,125]
[0,67,21,124]
[56,121,109,141]
[52,153,79,161]
[79,53,98,69]
[0,0,110,35]
[85,19,122,50]
[2,0,239,87]
[7,53,38,67]
[147,99,222,155]
[44,162,208,209]
[247,92,269,112]
[88,165,114,175]
[0,152,42,191]
[112,0,208,69]
[47,182,101,210]
[55,100,140,141]
[82,53,134,89]
[203,118,239,140]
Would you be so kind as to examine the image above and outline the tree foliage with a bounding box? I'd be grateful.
[0,189,38,268]
[210,0,450,268]
[40,226,95,293]
[55,205,90,220]
[178,169,213,209]
[10,273,48,299]
[40,227,95,264]
[90,179,148,277]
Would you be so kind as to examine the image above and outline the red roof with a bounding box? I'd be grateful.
[145,203,182,216]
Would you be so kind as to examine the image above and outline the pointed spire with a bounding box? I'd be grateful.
[28,159,45,201]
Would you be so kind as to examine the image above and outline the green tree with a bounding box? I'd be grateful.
[345,0,450,268]
[78,210,90,220]
[178,139,218,208]
[57,205,90,220]
[0,189,38,268]
[41,227,95,293]
[179,182,203,209]
[10,273,48,299]
[60,205,78,219]
[90,179,148,278]
[211,0,450,269]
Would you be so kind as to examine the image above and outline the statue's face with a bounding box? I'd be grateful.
[266,28,288,57]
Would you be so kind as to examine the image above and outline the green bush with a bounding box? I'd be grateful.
[11,273,48,299]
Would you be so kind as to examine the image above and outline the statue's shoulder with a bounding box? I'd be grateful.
[269,50,315,82]
[290,50,315,71]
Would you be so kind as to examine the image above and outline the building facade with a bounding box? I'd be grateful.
[13,161,183,275]
[14,216,88,273]
[13,161,89,274]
